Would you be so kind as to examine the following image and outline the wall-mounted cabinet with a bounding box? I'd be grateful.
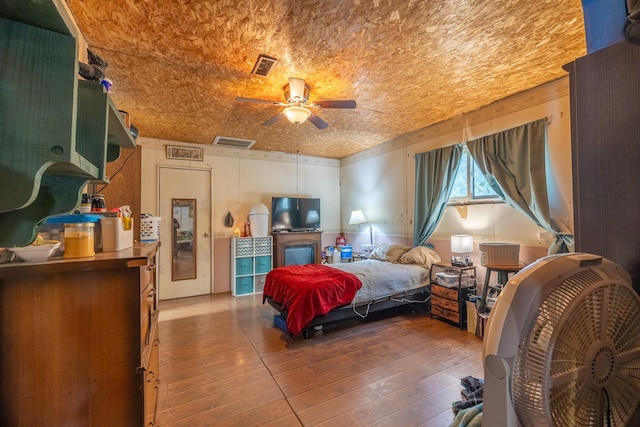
[0,1,136,247]
[231,237,273,296]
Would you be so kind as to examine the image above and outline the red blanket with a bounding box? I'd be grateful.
[263,264,362,337]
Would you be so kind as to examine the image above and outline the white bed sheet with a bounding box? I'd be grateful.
[328,259,430,304]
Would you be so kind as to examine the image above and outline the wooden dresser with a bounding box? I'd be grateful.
[0,243,159,426]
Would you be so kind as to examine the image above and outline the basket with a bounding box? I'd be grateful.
[234,238,253,257]
[479,243,520,266]
[140,215,161,242]
[254,237,272,255]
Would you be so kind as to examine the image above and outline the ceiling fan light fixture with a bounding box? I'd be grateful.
[284,78,309,103]
[283,106,311,124]
[288,78,306,99]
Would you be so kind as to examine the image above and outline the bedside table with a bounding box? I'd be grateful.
[352,253,365,262]
[429,262,477,330]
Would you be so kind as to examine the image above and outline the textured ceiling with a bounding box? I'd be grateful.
[66,0,587,159]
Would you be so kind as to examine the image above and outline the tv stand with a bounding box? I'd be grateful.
[272,230,322,267]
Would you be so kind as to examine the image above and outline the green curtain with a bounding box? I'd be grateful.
[414,144,463,246]
[466,119,574,254]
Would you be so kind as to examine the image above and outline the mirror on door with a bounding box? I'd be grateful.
[172,198,197,281]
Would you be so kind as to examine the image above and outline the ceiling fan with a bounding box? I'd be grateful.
[236,77,356,129]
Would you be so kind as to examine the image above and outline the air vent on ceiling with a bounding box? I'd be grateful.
[252,54,278,76]
[212,136,256,149]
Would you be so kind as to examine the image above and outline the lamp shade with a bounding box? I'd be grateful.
[451,234,474,253]
[283,106,311,124]
[349,210,366,225]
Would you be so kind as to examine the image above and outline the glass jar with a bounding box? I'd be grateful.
[91,194,106,212]
[79,193,92,213]
[64,222,95,258]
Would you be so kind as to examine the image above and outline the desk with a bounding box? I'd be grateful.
[479,264,523,312]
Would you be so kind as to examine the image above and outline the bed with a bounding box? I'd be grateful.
[263,244,440,338]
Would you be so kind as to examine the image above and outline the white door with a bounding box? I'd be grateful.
[158,167,212,300]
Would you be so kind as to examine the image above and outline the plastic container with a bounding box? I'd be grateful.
[41,213,103,252]
[340,244,352,261]
[101,217,133,252]
[140,214,161,242]
[333,246,341,263]
[436,271,472,287]
[248,203,269,237]
[64,222,95,258]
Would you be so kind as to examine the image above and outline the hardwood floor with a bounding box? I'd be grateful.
[156,293,483,427]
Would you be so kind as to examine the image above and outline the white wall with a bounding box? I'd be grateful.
[140,140,341,235]
[340,78,573,270]
[139,139,341,293]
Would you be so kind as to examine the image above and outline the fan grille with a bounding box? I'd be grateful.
[512,268,640,426]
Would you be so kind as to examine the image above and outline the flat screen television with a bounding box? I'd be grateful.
[271,197,321,231]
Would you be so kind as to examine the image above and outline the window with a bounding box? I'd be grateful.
[449,146,499,201]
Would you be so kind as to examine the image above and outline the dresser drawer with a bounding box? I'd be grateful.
[140,261,155,290]
[143,329,160,427]
[431,283,458,301]
[432,295,459,313]
[431,305,459,324]
[140,283,157,351]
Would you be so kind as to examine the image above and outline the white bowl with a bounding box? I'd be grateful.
[10,242,60,261]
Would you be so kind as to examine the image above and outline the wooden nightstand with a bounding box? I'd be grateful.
[429,262,477,330]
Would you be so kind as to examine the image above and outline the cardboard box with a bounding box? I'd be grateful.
[100,217,133,252]
[466,301,477,334]
[476,313,490,339]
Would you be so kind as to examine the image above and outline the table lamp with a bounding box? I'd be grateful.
[349,209,372,246]
[451,234,474,267]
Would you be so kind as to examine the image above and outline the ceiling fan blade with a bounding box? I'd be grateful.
[308,113,328,129]
[236,97,284,106]
[314,100,356,109]
[262,112,285,126]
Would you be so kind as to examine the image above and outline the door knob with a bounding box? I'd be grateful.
[203,232,210,237]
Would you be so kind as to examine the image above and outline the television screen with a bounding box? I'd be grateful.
[271,197,321,231]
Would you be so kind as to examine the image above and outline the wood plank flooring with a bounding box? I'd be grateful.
[156,293,483,427]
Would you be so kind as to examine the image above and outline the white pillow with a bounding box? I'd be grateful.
[399,246,441,269]
[368,244,411,263]
[367,244,391,261]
